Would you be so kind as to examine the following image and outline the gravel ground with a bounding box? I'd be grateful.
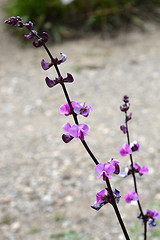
[1,2,160,240]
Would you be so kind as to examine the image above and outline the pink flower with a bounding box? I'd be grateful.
[95,163,115,180]
[134,163,148,176]
[60,101,76,116]
[119,143,132,157]
[60,101,92,117]
[124,191,138,203]
[91,188,121,210]
[63,122,89,141]
[73,102,92,117]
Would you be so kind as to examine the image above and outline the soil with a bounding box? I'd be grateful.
[0,1,160,240]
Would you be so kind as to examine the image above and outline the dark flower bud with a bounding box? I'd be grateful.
[123,95,129,103]
[17,21,24,28]
[25,21,34,30]
[126,112,132,122]
[62,134,73,143]
[42,32,49,43]
[120,124,127,134]
[63,73,74,83]
[4,17,18,25]
[120,103,130,112]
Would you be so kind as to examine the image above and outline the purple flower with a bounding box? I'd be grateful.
[124,191,138,203]
[63,122,89,141]
[110,158,120,175]
[60,52,67,62]
[120,124,127,134]
[138,209,159,227]
[95,162,116,180]
[134,162,148,176]
[91,188,121,210]
[60,101,76,116]
[32,32,49,48]
[63,73,74,83]
[73,102,92,117]
[130,141,139,152]
[120,163,148,177]
[41,59,54,70]
[119,143,132,157]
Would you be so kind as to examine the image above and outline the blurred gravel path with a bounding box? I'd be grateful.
[0,2,160,240]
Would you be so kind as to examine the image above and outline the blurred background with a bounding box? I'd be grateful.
[0,0,160,239]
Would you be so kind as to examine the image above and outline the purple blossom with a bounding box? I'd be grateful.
[4,16,23,27]
[32,32,49,48]
[45,73,74,88]
[41,59,54,70]
[63,73,74,83]
[120,124,127,134]
[130,141,140,152]
[119,143,132,157]
[63,122,89,141]
[45,76,61,88]
[60,52,67,62]
[60,101,92,117]
[124,191,138,203]
[60,101,76,116]
[91,188,121,210]
[73,102,92,117]
[138,209,159,227]
[110,158,120,175]
[95,161,117,180]
[120,163,149,177]
[134,162,148,176]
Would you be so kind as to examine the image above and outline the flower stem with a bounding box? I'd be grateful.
[125,112,147,240]
[42,43,130,240]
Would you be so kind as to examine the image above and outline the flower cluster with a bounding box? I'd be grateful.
[62,122,89,142]
[119,141,139,157]
[138,209,159,227]
[91,188,121,211]
[4,16,49,47]
[120,162,148,177]
[60,101,92,117]
[95,159,120,180]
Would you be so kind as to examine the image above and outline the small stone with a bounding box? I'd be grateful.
[11,222,20,232]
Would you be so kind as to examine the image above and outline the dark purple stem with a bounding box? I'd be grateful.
[125,112,147,240]
[28,32,130,240]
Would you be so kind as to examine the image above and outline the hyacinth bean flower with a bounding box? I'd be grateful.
[95,159,120,180]
[60,101,92,117]
[124,191,138,203]
[119,143,132,157]
[91,188,121,210]
[73,102,92,117]
[119,162,148,177]
[138,209,159,227]
[41,59,54,70]
[62,122,89,141]
[45,73,74,88]
[60,101,76,116]
[130,141,140,152]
